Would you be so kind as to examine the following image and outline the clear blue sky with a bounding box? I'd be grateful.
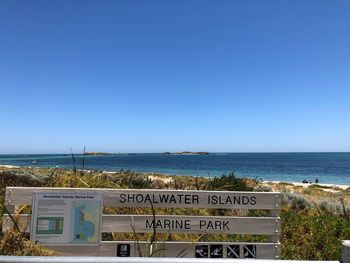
[1,0,350,153]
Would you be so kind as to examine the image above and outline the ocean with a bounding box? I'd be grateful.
[0,153,350,185]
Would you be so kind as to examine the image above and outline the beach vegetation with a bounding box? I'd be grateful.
[282,192,311,211]
[343,187,350,194]
[278,182,295,186]
[309,184,343,191]
[315,199,344,215]
[0,230,56,256]
[281,210,350,260]
[207,172,253,191]
[256,185,273,192]
[118,170,153,189]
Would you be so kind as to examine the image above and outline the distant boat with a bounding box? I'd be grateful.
[32,160,38,164]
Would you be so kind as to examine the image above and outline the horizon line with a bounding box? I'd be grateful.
[0,151,350,155]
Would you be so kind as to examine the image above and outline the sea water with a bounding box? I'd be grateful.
[0,152,349,185]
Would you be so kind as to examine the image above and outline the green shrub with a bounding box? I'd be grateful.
[256,185,273,192]
[278,182,295,186]
[0,230,56,256]
[281,210,350,260]
[316,199,343,215]
[117,171,153,189]
[282,192,310,211]
[0,170,45,195]
[207,172,253,191]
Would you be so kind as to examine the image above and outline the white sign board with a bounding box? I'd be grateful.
[31,192,103,245]
[5,187,281,210]
[102,215,280,235]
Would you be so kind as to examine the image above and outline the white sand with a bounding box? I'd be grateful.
[147,175,174,184]
[266,180,349,190]
[0,164,20,168]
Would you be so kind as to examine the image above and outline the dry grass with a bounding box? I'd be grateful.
[0,230,56,256]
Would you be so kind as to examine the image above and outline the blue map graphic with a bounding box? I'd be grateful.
[72,204,96,242]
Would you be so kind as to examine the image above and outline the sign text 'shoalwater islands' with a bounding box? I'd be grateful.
[119,193,257,205]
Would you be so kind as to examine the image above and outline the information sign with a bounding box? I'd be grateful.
[31,192,103,244]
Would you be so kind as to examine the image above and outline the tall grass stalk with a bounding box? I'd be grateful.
[0,204,20,233]
[81,146,86,176]
[70,149,77,175]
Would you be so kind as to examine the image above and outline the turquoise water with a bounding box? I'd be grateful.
[0,153,350,185]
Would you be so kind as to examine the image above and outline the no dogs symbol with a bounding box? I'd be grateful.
[227,245,240,258]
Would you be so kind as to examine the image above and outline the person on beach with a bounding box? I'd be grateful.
[315,178,319,184]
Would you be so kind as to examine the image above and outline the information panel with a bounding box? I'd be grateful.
[31,192,103,245]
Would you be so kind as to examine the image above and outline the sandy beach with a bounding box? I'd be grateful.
[147,174,174,184]
[0,164,20,168]
[1,164,348,191]
[266,180,349,190]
